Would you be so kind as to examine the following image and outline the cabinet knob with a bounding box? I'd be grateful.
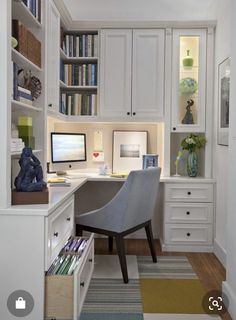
[54,232,59,237]
[132,112,136,116]
[173,127,176,131]
[67,217,71,221]
[89,258,93,262]
[187,191,191,195]
[127,112,130,115]
[186,232,191,237]
[48,103,52,107]
[80,281,85,287]
[186,211,190,215]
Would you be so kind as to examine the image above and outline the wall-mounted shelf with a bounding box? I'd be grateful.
[11,149,43,158]
[12,48,42,72]
[60,49,98,62]
[11,99,42,112]
[12,0,42,29]
[60,80,97,90]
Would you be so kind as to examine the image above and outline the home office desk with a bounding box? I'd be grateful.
[0,173,215,319]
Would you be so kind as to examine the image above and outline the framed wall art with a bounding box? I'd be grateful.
[112,131,147,173]
[218,57,230,146]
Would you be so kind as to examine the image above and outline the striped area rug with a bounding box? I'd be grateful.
[80,255,204,320]
[137,256,197,279]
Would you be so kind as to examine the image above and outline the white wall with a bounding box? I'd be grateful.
[223,1,236,317]
[210,0,231,267]
[63,0,215,21]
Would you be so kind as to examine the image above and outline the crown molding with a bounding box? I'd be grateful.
[53,0,71,29]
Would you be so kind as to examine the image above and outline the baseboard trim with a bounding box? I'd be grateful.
[214,239,227,267]
[222,281,236,319]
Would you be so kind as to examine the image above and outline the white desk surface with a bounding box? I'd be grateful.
[0,171,215,216]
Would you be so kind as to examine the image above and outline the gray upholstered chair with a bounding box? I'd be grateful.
[75,167,161,283]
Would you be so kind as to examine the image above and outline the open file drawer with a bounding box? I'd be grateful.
[45,234,94,320]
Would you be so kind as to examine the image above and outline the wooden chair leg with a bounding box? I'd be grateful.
[108,236,113,252]
[115,236,128,283]
[145,221,157,263]
[76,224,83,236]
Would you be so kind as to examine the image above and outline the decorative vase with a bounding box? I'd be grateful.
[183,49,194,67]
[187,151,198,177]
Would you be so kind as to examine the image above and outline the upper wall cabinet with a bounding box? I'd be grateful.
[47,0,60,113]
[171,29,207,132]
[100,29,165,120]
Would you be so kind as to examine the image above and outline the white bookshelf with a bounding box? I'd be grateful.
[60,49,98,62]
[11,99,42,112]
[12,48,42,72]
[60,80,97,90]
[12,0,41,29]
[11,149,43,158]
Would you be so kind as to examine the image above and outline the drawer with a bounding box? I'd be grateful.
[164,224,213,245]
[165,203,213,224]
[45,234,94,320]
[46,196,74,269]
[165,183,213,202]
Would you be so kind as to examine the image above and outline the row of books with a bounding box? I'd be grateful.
[47,178,71,187]
[60,93,97,116]
[12,19,41,67]
[60,62,97,86]
[21,0,41,22]
[61,34,98,58]
[12,62,34,105]
[47,238,88,276]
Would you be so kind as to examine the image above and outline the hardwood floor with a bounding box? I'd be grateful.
[95,238,232,320]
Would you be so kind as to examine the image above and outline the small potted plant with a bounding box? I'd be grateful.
[181,133,207,177]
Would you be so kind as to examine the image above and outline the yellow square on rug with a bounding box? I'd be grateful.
[140,279,207,314]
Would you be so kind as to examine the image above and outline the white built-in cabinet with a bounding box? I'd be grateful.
[171,29,207,132]
[100,29,165,120]
[47,0,60,113]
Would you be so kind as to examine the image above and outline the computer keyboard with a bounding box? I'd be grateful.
[66,174,87,179]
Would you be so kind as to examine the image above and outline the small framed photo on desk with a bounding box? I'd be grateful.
[142,154,158,169]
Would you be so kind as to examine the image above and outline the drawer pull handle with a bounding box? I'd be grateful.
[187,191,191,195]
[89,258,93,262]
[186,232,191,237]
[54,232,59,237]
[67,217,71,221]
[186,211,190,215]
[127,112,130,115]
[132,112,136,116]
[80,281,85,287]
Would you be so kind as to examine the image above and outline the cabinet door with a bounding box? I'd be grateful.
[132,29,165,119]
[47,0,60,112]
[171,29,206,132]
[100,29,132,118]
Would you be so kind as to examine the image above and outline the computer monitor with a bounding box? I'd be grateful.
[51,132,87,164]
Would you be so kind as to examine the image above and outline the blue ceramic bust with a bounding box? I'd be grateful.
[14,147,47,192]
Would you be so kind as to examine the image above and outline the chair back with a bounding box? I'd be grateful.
[106,167,161,232]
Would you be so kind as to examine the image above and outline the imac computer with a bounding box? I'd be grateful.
[50,132,87,175]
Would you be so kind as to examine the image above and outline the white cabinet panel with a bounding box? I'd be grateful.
[100,29,165,120]
[47,0,60,112]
[132,29,165,119]
[100,29,132,117]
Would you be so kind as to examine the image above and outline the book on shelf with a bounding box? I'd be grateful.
[21,0,41,22]
[62,33,98,58]
[60,92,97,116]
[61,62,97,86]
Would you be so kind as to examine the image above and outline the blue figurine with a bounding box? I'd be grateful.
[14,147,47,192]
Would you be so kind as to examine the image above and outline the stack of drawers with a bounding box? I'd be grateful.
[162,182,214,252]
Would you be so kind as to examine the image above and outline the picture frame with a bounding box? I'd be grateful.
[143,154,158,169]
[218,57,230,146]
[112,131,147,173]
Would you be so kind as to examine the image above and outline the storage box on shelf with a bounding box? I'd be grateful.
[161,181,214,252]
